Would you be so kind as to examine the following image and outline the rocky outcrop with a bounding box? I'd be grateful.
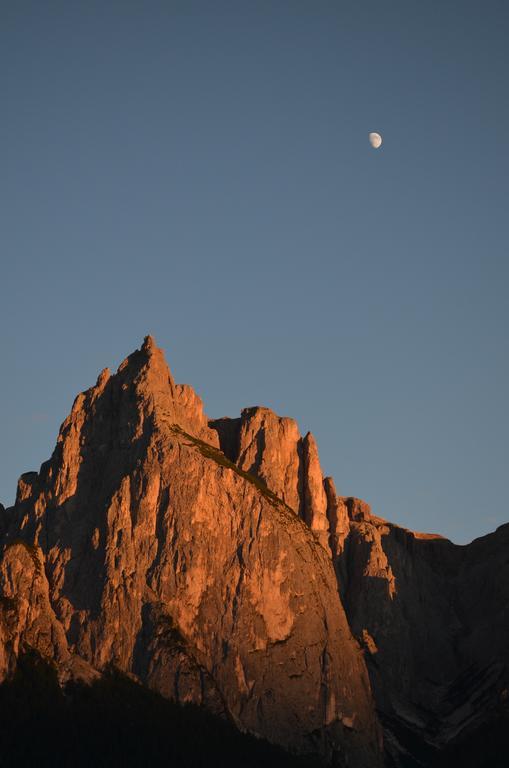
[301,433,330,551]
[323,478,350,559]
[1,335,507,767]
[211,408,303,515]
[334,513,509,765]
[0,337,381,767]
[210,409,331,551]
[212,398,509,766]
[1,542,67,660]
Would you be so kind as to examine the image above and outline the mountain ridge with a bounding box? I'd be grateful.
[1,336,507,767]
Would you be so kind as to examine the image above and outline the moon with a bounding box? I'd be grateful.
[369,132,382,149]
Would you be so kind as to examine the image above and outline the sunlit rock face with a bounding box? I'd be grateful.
[210,410,331,551]
[213,397,509,765]
[2,335,507,767]
[0,337,382,768]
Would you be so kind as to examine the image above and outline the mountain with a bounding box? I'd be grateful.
[0,337,507,767]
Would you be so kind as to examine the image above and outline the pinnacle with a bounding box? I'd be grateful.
[142,334,157,352]
[96,368,111,388]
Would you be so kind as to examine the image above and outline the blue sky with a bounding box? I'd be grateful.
[1,1,508,543]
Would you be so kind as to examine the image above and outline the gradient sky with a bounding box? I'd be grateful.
[1,1,508,544]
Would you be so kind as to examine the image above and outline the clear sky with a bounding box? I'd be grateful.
[1,1,508,543]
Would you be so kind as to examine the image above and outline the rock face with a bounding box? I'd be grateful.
[1,336,507,767]
[210,410,331,550]
[337,515,509,765]
[215,413,509,765]
[0,338,381,767]
[210,379,509,765]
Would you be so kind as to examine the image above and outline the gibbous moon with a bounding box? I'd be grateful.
[369,132,382,149]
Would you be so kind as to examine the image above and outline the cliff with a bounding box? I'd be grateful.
[211,400,509,766]
[1,336,507,767]
[0,337,381,767]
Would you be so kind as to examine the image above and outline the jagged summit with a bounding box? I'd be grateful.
[1,337,508,768]
[0,337,382,768]
[142,333,157,351]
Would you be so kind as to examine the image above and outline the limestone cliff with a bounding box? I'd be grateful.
[213,405,509,766]
[337,513,509,765]
[0,337,381,767]
[210,409,331,550]
[1,336,507,767]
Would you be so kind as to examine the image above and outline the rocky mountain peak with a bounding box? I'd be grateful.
[1,336,507,768]
[0,337,383,767]
[142,333,157,352]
